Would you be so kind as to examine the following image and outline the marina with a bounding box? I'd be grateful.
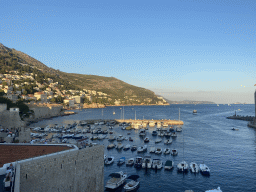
[26,104,256,192]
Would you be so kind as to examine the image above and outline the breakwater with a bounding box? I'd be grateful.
[226,115,254,121]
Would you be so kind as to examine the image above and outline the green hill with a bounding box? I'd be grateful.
[0,43,167,105]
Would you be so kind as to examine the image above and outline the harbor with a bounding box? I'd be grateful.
[24,104,256,192]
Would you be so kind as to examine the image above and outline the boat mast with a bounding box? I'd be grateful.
[123,106,124,120]
[179,108,180,121]
[135,110,136,121]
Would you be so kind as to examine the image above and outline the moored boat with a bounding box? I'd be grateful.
[177,161,189,172]
[105,156,115,165]
[117,157,126,166]
[134,157,143,168]
[126,158,135,166]
[155,139,162,143]
[123,175,140,192]
[163,148,171,154]
[107,143,116,149]
[105,171,127,190]
[164,160,174,170]
[142,156,152,169]
[149,146,156,153]
[171,149,178,156]
[199,163,210,175]
[205,187,222,192]
[123,144,131,151]
[190,162,199,173]
[131,145,137,151]
[164,139,172,145]
[155,147,162,154]
[152,159,162,169]
[116,142,124,150]
[152,130,158,136]
[144,137,150,143]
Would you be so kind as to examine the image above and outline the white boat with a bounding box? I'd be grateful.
[177,161,189,172]
[123,144,131,151]
[97,134,106,140]
[107,143,116,149]
[193,109,197,114]
[162,122,168,127]
[126,158,135,166]
[199,163,210,175]
[149,146,156,153]
[155,147,162,154]
[176,127,182,132]
[164,160,174,170]
[137,145,147,153]
[134,157,143,168]
[164,132,172,137]
[108,135,116,141]
[205,187,222,192]
[144,137,150,143]
[117,157,126,166]
[152,130,158,136]
[142,156,152,169]
[164,139,172,144]
[152,159,162,169]
[158,132,164,137]
[163,148,171,154]
[171,132,177,137]
[117,135,124,141]
[105,156,114,165]
[190,162,199,173]
[105,171,127,190]
[116,143,124,150]
[139,129,146,136]
[131,145,137,151]
[123,175,140,192]
[155,139,162,143]
[171,149,178,156]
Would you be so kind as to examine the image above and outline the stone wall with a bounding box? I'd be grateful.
[19,145,104,192]
[0,110,26,129]
[0,103,7,112]
[29,105,64,120]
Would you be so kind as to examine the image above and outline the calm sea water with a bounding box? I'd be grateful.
[30,104,256,192]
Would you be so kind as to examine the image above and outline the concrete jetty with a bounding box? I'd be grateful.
[115,119,184,126]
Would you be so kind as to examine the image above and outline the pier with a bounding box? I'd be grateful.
[115,119,184,126]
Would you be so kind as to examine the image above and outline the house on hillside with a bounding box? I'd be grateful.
[34,92,47,103]
[64,99,75,108]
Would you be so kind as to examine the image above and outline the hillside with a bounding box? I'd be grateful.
[0,43,166,105]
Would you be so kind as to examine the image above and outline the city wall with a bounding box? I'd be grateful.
[29,105,64,120]
[0,110,26,129]
[19,145,104,192]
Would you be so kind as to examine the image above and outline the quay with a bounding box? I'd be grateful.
[115,119,183,126]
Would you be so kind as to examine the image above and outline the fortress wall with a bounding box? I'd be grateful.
[0,111,26,129]
[19,145,104,192]
[30,106,64,119]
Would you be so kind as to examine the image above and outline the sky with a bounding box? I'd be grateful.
[0,0,256,104]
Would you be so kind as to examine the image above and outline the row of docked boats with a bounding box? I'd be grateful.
[104,156,210,175]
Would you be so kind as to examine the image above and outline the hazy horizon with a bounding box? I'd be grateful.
[1,0,255,104]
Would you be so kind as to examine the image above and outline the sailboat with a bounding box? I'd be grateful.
[177,114,188,172]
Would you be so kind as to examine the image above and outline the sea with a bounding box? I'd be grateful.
[30,104,256,192]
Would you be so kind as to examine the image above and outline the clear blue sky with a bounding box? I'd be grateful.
[1,0,255,103]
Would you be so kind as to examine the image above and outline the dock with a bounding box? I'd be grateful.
[115,119,184,126]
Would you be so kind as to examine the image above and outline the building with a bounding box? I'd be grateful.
[0,144,104,192]
[34,92,47,103]
[64,99,75,108]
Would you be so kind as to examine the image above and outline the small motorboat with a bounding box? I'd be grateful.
[200,163,210,175]
[144,137,150,143]
[171,149,178,156]
[205,187,222,192]
[158,132,164,137]
[108,135,116,141]
[190,162,199,173]
[129,137,133,141]
[149,146,156,153]
[137,145,147,153]
[231,128,239,131]
[164,139,172,145]
[139,129,146,136]
[164,160,174,170]
[163,148,171,154]
[155,139,162,143]
[152,130,158,136]
[152,159,162,169]
[117,135,124,141]
[123,144,131,151]
[107,143,116,149]
[176,127,182,132]
[177,161,189,172]
[105,172,127,190]
[171,132,177,137]
[117,157,126,166]
[116,142,124,150]
[164,132,172,137]
[123,175,140,192]
[193,109,197,114]
[134,157,143,169]
[126,158,135,166]
[131,145,137,151]
[142,156,152,169]
[127,132,131,135]
[105,156,114,165]
[155,147,162,154]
